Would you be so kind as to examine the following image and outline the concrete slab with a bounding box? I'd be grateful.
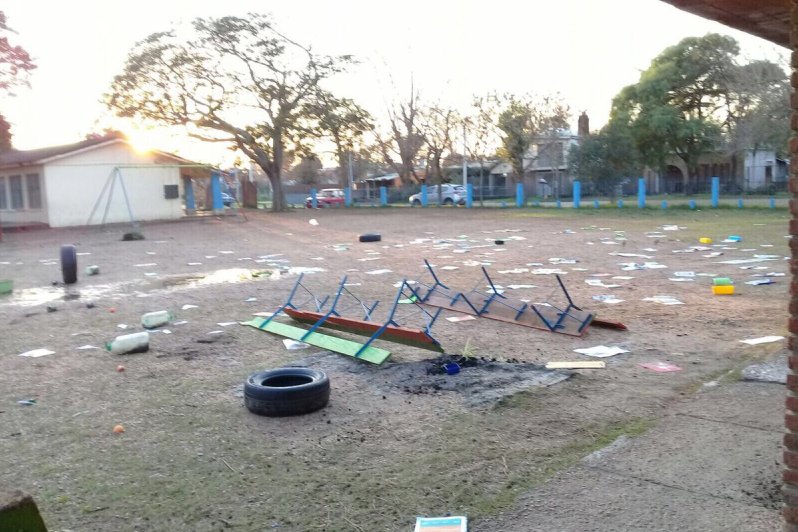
[676,381,784,432]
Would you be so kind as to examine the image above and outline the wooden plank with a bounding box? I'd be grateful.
[284,309,443,352]
[240,318,391,364]
[591,318,628,331]
[545,361,606,369]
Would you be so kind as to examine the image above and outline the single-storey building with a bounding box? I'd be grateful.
[0,134,213,228]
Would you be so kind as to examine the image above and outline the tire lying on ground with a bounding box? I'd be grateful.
[60,244,78,284]
[244,367,330,416]
[359,233,381,242]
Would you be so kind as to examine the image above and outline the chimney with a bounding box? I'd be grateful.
[578,112,589,137]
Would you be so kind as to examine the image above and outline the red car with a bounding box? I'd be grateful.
[305,188,345,208]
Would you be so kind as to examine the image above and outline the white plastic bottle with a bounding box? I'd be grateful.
[141,310,173,329]
[106,332,150,355]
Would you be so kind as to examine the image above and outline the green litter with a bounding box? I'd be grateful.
[398,295,418,304]
[713,277,733,286]
[0,279,12,295]
[241,318,391,365]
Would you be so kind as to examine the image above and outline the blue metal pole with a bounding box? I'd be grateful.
[711,176,719,208]
[593,200,599,209]
[345,187,352,207]
[738,198,744,208]
[421,184,428,207]
[466,184,473,208]
[573,180,581,209]
[310,188,317,209]
[185,179,196,211]
[516,183,524,208]
[617,199,623,209]
[211,172,223,212]
[770,197,776,208]
[637,177,646,208]
[379,186,387,206]
[661,200,667,209]
[689,200,696,210]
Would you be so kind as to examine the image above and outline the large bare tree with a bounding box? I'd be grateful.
[378,83,425,184]
[106,14,352,211]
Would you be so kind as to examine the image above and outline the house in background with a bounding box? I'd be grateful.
[0,134,212,228]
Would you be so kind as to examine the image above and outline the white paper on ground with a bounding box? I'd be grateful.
[283,339,310,350]
[366,269,392,275]
[19,348,55,358]
[181,304,198,310]
[76,345,99,350]
[740,336,785,345]
[642,295,684,305]
[217,322,237,327]
[574,345,629,358]
[446,315,477,322]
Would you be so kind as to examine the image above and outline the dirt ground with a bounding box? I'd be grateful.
[0,207,790,531]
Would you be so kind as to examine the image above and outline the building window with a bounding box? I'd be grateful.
[26,173,41,209]
[9,175,23,209]
[0,177,6,210]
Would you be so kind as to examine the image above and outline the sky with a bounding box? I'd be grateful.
[1,0,787,167]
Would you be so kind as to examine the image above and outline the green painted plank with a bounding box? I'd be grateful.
[241,318,391,365]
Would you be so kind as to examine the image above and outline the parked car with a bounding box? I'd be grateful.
[305,188,345,208]
[221,192,235,207]
[408,184,461,206]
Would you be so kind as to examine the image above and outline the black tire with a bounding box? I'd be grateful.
[412,199,421,206]
[443,198,454,205]
[359,233,381,242]
[244,367,330,417]
[60,244,78,284]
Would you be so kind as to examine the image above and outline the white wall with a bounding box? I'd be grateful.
[744,150,777,189]
[44,142,185,227]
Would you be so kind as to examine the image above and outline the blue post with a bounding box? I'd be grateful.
[593,200,599,209]
[310,188,318,209]
[516,183,524,208]
[556,198,561,209]
[379,186,387,206]
[711,176,719,208]
[573,180,581,209]
[185,179,196,212]
[533,200,540,207]
[421,184,428,207]
[661,200,667,209]
[637,177,646,208]
[770,197,776,209]
[738,198,743,208]
[617,199,623,209]
[466,184,473,208]
[345,187,352,207]
[689,200,696,210]
[211,172,223,212]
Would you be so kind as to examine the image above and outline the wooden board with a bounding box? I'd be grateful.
[545,361,606,369]
[241,318,391,364]
[591,318,628,331]
[418,287,593,337]
[284,309,443,352]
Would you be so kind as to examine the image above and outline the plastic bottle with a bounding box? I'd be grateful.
[106,332,150,354]
[141,310,173,329]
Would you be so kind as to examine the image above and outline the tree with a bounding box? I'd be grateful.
[418,104,459,203]
[378,83,425,184]
[569,120,640,198]
[311,94,372,189]
[495,94,570,184]
[106,14,352,211]
[463,95,501,204]
[287,155,322,185]
[609,34,738,192]
[0,11,36,150]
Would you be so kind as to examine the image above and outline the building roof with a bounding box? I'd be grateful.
[0,134,197,169]
[660,0,789,48]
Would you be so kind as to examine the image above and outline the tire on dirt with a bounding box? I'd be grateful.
[244,367,330,417]
[359,233,381,243]
[60,244,78,284]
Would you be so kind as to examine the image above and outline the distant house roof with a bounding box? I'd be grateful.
[0,135,197,169]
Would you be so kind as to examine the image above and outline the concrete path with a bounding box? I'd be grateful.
[476,380,784,531]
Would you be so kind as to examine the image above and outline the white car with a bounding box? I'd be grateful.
[409,184,461,206]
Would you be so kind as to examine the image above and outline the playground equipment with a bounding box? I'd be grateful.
[242,273,443,364]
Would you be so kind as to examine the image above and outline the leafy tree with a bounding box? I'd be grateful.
[569,121,640,198]
[310,94,372,189]
[287,155,322,185]
[106,14,352,211]
[0,11,36,150]
[495,94,569,184]
[609,34,737,191]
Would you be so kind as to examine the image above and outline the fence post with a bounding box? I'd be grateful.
[617,199,623,209]
[638,177,646,208]
[771,197,776,209]
[211,172,224,213]
[345,187,352,207]
[379,186,387,206]
[711,176,719,208]
[573,180,581,209]
[310,187,317,209]
[421,184,428,207]
[516,183,524,208]
[738,198,744,208]
[689,200,696,209]
[594,199,599,209]
[185,179,196,212]
[556,198,562,208]
[661,200,667,209]
[466,184,473,208]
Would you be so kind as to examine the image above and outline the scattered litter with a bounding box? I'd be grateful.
[365,269,392,275]
[283,339,310,350]
[76,345,99,350]
[699,237,713,244]
[662,225,679,231]
[219,250,234,254]
[187,262,202,266]
[181,304,198,310]
[141,310,173,329]
[549,258,578,264]
[507,284,536,290]
[585,279,620,288]
[722,235,742,243]
[746,279,774,286]
[546,361,606,369]
[17,399,36,406]
[113,424,125,434]
[673,271,695,277]
[309,219,319,226]
[740,336,785,346]
[639,362,682,373]
[159,329,172,334]
[716,258,776,265]
[358,257,381,262]
[217,322,237,327]
[172,320,188,325]
[612,276,635,280]
[117,324,129,330]
[642,295,683,305]
[610,252,652,259]
[244,297,258,302]
[573,345,629,358]
[531,268,567,275]
[446,315,477,323]
[592,295,624,304]
[499,268,529,274]
[85,265,100,275]
[134,263,157,267]
[440,266,459,271]
[703,252,723,258]
[414,516,467,532]
[712,285,735,295]
[620,262,667,271]
[19,348,55,358]
[106,332,150,355]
